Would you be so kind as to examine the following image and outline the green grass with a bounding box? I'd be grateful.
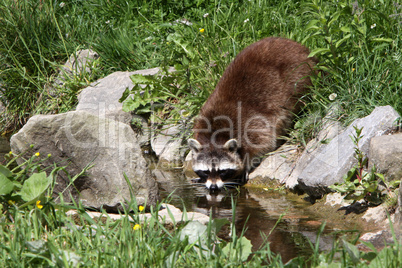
[1,195,402,267]
[0,147,401,267]
[1,0,400,135]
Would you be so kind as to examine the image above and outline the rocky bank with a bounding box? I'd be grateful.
[3,50,402,244]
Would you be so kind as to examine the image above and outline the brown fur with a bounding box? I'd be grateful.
[189,37,317,190]
[193,37,317,160]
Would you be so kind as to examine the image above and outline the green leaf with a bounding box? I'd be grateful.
[122,97,140,112]
[370,38,393,43]
[305,19,320,31]
[20,172,51,202]
[328,10,343,26]
[211,218,230,234]
[308,48,331,58]
[118,87,130,103]
[340,26,351,33]
[335,34,351,48]
[130,74,156,85]
[53,250,82,267]
[389,180,400,188]
[342,239,360,264]
[222,236,253,261]
[0,165,13,178]
[0,173,14,195]
[179,221,208,245]
[369,247,395,267]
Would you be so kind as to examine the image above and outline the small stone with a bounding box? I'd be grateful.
[362,205,387,224]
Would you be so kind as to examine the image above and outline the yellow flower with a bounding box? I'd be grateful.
[133,224,141,230]
[9,151,13,155]
[8,200,15,205]
[35,152,40,157]
[139,205,145,212]
[352,68,355,72]
[36,200,43,209]
[199,28,205,33]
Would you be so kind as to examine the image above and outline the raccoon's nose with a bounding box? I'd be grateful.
[209,184,219,191]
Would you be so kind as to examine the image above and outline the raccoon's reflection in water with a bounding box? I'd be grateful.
[156,169,317,263]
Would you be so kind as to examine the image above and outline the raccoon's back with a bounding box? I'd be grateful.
[194,37,317,154]
[208,37,316,111]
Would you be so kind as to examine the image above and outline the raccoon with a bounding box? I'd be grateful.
[188,37,317,191]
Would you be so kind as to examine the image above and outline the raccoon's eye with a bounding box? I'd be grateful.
[219,169,236,178]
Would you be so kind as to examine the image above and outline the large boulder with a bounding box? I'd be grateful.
[249,106,343,187]
[10,111,159,210]
[75,67,174,146]
[285,119,343,189]
[295,106,400,198]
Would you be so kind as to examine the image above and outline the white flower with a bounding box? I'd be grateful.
[244,18,249,23]
[105,20,110,24]
[203,13,209,18]
[329,93,337,101]
[371,23,376,29]
[59,2,65,8]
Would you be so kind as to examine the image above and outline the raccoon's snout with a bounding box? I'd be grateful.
[209,184,219,191]
[205,178,224,191]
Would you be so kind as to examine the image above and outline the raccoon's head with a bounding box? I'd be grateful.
[187,138,248,191]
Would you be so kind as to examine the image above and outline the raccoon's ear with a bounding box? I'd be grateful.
[223,139,238,153]
[188,138,202,153]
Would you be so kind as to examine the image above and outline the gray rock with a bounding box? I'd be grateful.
[296,106,400,198]
[151,124,186,167]
[249,145,298,181]
[55,49,99,87]
[359,230,395,249]
[362,205,388,224]
[10,111,159,209]
[76,70,147,124]
[242,104,343,188]
[50,49,99,97]
[183,152,193,172]
[369,133,402,181]
[247,105,343,187]
[76,67,174,145]
[66,203,210,225]
[285,111,344,188]
[325,192,353,207]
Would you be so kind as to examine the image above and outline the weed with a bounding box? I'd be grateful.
[329,126,400,205]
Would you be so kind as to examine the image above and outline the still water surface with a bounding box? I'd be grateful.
[155,169,355,263]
